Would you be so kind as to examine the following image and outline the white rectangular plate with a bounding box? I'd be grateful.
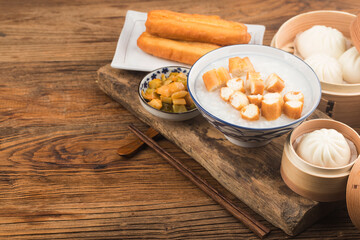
[111,10,266,72]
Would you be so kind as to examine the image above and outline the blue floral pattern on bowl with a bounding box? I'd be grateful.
[201,112,303,147]
[138,66,199,121]
[140,67,190,91]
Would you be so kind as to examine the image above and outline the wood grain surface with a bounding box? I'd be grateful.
[1,0,360,239]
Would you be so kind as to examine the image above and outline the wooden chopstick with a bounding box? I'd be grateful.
[128,124,271,239]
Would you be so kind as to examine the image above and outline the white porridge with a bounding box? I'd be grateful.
[194,54,312,128]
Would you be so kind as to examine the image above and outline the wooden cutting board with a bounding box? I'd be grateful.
[97,64,339,236]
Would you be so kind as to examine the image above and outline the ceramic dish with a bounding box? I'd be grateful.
[187,45,321,147]
[111,10,266,71]
[139,66,199,121]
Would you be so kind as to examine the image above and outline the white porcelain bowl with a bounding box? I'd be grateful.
[138,66,199,121]
[187,45,321,147]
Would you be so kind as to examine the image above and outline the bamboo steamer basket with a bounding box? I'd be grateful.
[281,119,360,202]
[281,119,360,230]
[347,157,360,231]
[271,11,360,128]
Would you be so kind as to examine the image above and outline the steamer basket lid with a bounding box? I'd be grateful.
[350,13,360,53]
[346,143,360,231]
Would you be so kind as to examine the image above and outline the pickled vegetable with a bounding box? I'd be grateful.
[143,72,196,113]
[142,88,159,101]
[173,104,187,113]
[149,79,162,89]
[177,72,187,80]
[169,82,185,93]
[185,94,195,108]
[160,95,172,104]
[161,74,166,81]
[173,98,186,105]
[163,79,173,86]
[171,91,188,99]
[177,78,188,90]
[148,99,162,110]
[161,103,172,112]
[156,85,172,97]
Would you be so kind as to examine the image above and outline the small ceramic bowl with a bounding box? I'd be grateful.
[281,119,360,202]
[139,66,199,121]
[187,44,321,147]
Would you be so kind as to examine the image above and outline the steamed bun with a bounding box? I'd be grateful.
[339,47,360,84]
[296,25,346,59]
[296,129,351,168]
[305,54,343,84]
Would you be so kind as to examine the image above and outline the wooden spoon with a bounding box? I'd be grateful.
[117,127,159,156]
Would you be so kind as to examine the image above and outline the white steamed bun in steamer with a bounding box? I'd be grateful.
[296,25,346,59]
[296,128,351,168]
[304,54,343,84]
[339,46,360,84]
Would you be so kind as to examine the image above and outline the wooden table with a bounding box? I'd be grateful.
[1,0,359,239]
